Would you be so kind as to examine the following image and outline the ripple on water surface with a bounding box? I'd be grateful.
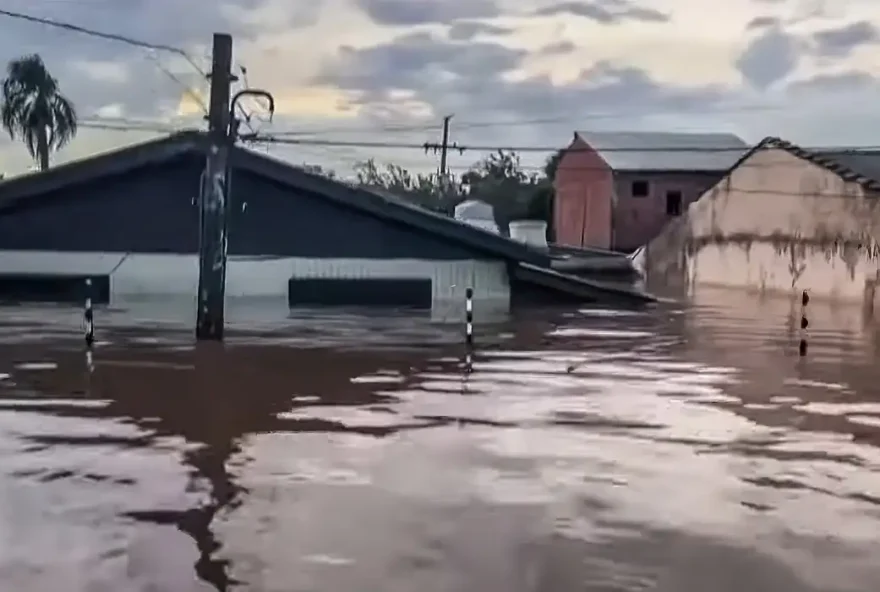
[0,295,878,591]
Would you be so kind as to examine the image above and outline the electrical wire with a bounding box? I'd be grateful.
[232,64,257,136]
[265,123,443,137]
[0,7,209,114]
[242,134,880,155]
[258,104,798,138]
[79,114,199,124]
[0,9,206,74]
[143,53,208,115]
[259,148,880,174]
[77,122,184,133]
[443,105,793,131]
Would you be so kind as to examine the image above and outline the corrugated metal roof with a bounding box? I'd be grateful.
[815,150,880,185]
[574,131,749,172]
[737,138,880,192]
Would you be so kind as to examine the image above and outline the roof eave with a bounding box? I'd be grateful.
[732,137,880,193]
[0,130,206,213]
[231,147,549,266]
[611,168,732,175]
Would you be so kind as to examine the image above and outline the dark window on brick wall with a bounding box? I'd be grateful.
[631,181,649,197]
[666,191,682,216]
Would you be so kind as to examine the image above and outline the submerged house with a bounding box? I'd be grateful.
[554,131,748,252]
[641,137,880,308]
[0,131,653,319]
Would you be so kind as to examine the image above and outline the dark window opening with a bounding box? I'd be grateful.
[631,181,649,197]
[0,274,110,304]
[666,191,683,216]
[288,278,432,308]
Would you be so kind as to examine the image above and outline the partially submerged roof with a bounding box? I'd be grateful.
[0,131,547,266]
[574,130,749,172]
[730,137,880,192]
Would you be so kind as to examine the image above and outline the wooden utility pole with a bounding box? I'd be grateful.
[196,33,234,341]
[439,114,452,177]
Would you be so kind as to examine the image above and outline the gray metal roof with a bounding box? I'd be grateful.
[815,150,880,185]
[575,131,749,172]
[738,138,880,192]
[0,132,547,266]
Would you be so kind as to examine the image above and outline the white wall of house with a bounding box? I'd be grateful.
[0,251,511,322]
[644,147,880,308]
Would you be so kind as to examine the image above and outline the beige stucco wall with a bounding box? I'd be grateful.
[643,147,880,308]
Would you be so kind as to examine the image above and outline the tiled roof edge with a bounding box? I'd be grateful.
[761,137,880,192]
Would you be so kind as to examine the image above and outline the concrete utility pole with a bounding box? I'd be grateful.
[439,114,452,178]
[196,33,235,341]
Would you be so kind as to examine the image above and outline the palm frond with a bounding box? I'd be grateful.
[0,53,78,166]
[48,94,77,150]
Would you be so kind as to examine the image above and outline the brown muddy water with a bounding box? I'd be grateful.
[1,290,879,592]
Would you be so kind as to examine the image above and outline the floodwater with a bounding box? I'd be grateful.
[1,290,879,592]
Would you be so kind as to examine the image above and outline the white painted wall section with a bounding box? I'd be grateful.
[0,251,511,319]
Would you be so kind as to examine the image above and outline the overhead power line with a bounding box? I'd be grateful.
[447,105,791,131]
[143,53,207,115]
[0,8,209,116]
[242,134,880,154]
[257,104,795,138]
[78,122,183,133]
[0,8,205,74]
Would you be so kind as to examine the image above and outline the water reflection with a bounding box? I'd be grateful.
[0,294,878,591]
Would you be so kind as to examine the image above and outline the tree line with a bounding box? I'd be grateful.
[306,149,563,233]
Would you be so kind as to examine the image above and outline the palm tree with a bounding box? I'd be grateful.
[1,54,77,171]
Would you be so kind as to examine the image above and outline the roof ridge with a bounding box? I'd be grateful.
[576,130,743,137]
[0,130,205,210]
[761,137,880,190]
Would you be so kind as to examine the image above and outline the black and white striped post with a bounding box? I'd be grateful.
[465,287,474,347]
[799,290,809,356]
[84,278,94,347]
[464,287,474,373]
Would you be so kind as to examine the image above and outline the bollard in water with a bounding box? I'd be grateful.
[798,290,809,356]
[464,287,473,343]
[464,287,474,373]
[84,278,94,347]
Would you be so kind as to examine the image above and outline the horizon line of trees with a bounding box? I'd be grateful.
[305,149,565,233]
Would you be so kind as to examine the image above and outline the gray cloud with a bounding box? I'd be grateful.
[812,21,879,57]
[354,0,500,26]
[735,26,800,89]
[0,0,296,120]
[539,41,577,55]
[3,1,251,62]
[317,32,525,95]
[533,1,668,24]
[447,21,512,40]
[787,71,880,95]
[746,16,779,29]
[316,32,732,142]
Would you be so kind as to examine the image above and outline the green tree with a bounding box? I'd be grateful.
[543,148,565,183]
[1,54,77,171]
[302,163,337,179]
[460,150,548,229]
[353,158,462,213]
[346,150,558,237]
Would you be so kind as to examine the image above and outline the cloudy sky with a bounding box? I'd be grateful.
[0,0,878,177]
